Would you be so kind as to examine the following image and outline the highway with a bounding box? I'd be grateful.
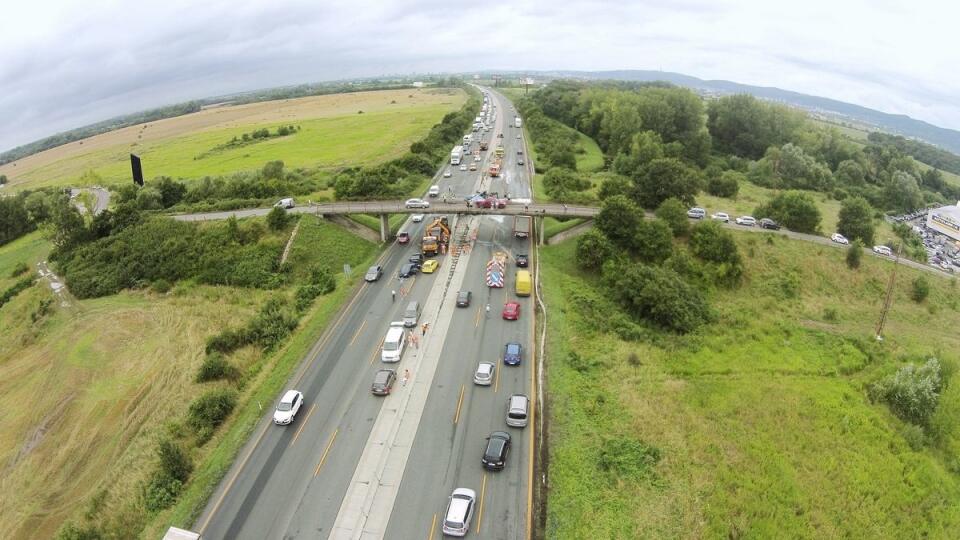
[195,87,536,539]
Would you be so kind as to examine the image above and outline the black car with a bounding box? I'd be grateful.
[371,369,397,396]
[515,254,529,267]
[481,431,511,470]
[759,218,781,230]
[409,253,425,265]
[399,263,419,278]
[456,290,472,307]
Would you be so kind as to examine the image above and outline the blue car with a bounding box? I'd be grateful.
[504,342,522,366]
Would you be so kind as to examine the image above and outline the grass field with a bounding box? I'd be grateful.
[0,217,378,539]
[0,232,50,292]
[1,88,466,189]
[540,231,960,538]
[696,180,895,241]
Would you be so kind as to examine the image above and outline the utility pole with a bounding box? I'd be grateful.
[875,242,903,341]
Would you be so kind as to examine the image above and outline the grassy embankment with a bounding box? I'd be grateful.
[0,218,378,540]
[4,88,466,190]
[540,230,960,538]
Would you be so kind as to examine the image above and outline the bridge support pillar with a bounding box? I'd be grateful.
[537,216,545,246]
[379,214,390,243]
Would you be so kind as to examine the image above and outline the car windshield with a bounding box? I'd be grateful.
[444,519,464,530]
[375,372,390,384]
[507,344,520,354]
[277,401,293,412]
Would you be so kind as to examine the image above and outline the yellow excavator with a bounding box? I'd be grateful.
[421,216,451,256]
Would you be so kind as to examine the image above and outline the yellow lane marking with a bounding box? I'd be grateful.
[289,404,316,447]
[494,359,501,393]
[369,336,386,365]
[476,473,488,534]
[314,429,339,476]
[428,513,437,540]
[349,320,367,347]
[474,304,482,328]
[453,384,465,424]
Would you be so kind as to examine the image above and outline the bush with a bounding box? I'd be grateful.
[634,219,674,264]
[266,206,291,231]
[195,353,238,382]
[911,276,930,303]
[846,240,863,269]
[55,522,103,540]
[187,389,238,433]
[597,436,661,479]
[142,473,183,512]
[706,170,742,198]
[753,190,821,234]
[869,358,942,426]
[295,268,338,312]
[575,229,615,270]
[10,261,29,277]
[603,261,712,333]
[0,276,35,308]
[151,279,172,293]
[689,221,744,286]
[654,197,690,237]
[837,196,876,245]
[157,439,192,482]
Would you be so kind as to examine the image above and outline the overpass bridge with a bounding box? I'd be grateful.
[173,199,600,242]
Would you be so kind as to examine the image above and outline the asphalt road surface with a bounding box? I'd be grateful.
[69,187,111,215]
[195,87,535,539]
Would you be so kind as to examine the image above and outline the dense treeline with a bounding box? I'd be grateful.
[525,80,960,217]
[0,188,74,246]
[868,132,960,176]
[334,88,482,199]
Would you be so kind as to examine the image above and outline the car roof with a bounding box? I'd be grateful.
[281,390,300,403]
[506,342,521,352]
[374,369,394,382]
[490,430,511,441]
[478,362,494,373]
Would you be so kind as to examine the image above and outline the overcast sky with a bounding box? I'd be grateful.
[1,0,958,153]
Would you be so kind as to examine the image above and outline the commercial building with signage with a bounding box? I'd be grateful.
[926,202,960,242]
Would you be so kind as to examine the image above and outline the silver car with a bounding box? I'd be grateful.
[364,265,383,282]
[474,362,495,386]
[405,198,430,209]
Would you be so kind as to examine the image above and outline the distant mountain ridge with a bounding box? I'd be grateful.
[523,69,960,155]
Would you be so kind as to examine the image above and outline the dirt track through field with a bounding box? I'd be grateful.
[0,88,462,187]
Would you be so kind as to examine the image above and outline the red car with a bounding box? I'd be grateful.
[397,231,410,244]
[475,197,507,209]
[502,301,521,320]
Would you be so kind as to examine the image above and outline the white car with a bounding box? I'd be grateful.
[735,216,756,226]
[459,164,467,171]
[411,214,425,223]
[873,245,893,256]
[474,362,495,386]
[711,212,730,223]
[405,198,430,209]
[442,488,477,537]
[687,207,706,219]
[474,155,482,162]
[443,170,452,178]
[273,390,304,425]
[831,233,849,245]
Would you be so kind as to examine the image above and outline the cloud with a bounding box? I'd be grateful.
[1,0,958,152]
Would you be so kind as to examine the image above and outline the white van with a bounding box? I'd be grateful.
[274,198,294,209]
[428,185,440,198]
[381,322,407,363]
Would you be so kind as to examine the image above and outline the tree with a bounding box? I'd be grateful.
[884,170,922,213]
[633,157,700,209]
[837,196,876,245]
[753,191,822,234]
[47,200,87,252]
[0,174,7,185]
[612,131,664,177]
[542,167,590,201]
[266,206,290,231]
[262,160,285,180]
[575,229,615,270]
[846,240,863,269]
[655,197,690,236]
[597,173,633,201]
[706,170,742,198]
[869,359,942,426]
[689,220,743,286]
[24,191,53,223]
[707,94,803,159]
[153,177,187,208]
[595,195,643,250]
[634,219,674,264]
[834,159,866,187]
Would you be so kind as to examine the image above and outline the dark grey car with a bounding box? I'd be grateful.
[481,431,511,470]
[371,369,397,396]
[364,265,383,282]
[399,263,419,278]
[456,290,472,307]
